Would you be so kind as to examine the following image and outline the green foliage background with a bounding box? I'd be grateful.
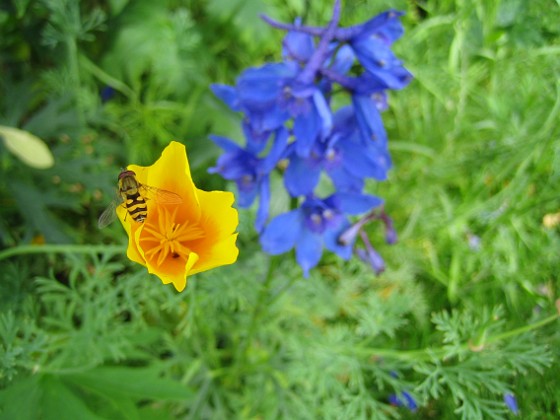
[1,0,559,418]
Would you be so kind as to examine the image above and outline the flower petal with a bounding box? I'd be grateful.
[260,127,289,174]
[211,84,241,111]
[293,107,321,157]
[260,210,301,254]
[284,153,321,197]
[188,235,238,276]
[146,250,199,292]
[255,176,270,232]
[324,219,353,260]
[237,62,296,105]
[352,94,388,145]
[339,138,391,181]
[330,44,355,75]
[295,229,323,277]
[328,192,383,215]
[283,29,315,62]
[188,189,239,274]
[130,141,200,222]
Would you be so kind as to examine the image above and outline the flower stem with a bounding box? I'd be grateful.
[260,14,325,36]
[66,35,85,127]
[297,0,341,85]
[354,311,560,362]
[0,244,126,261]
[234,255,279,374]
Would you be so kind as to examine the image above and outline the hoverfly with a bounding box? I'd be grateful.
[98,170,182,229]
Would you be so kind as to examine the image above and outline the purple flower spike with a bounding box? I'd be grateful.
[210,0,411,276]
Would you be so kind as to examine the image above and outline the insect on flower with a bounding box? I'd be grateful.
[98,169,183,229]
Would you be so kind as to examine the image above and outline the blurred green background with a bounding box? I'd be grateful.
[1,0,559,418]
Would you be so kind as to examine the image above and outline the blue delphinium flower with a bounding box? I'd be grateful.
[283,105,391,197]
[504,393,519,415]
[261,193,382,276]
[388,391,418,411]
[209,128,288,232]
[210,0,411,276]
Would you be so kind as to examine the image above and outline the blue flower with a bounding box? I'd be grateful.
[282,20,315,63]
[260,193,382,276]
[212,63,332,159]
[283,105,391,197]
[210,1,410,276]
[346,10,413,90]
[337,206,396,274]
[357,242,385,274]
[352,94,389,145]
[284,82,332,158]
[209,128,288,231]
[100,86,115,102]
[388,391,417,411]
[211,62,297,136]
[504,393,519,415]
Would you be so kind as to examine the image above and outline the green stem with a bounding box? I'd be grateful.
[354,312,559,363]
[66,35,85,126]
[234,255,278,372]
[79,55,137,100]
[486,313,559,344]
[0,244,126,261]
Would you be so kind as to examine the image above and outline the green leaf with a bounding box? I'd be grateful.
[0,375,103,420]
[66,365,194,401]
[0,375,42,420]
[207,0,276,38]
[0,125,54,169]
[40,376,104,420]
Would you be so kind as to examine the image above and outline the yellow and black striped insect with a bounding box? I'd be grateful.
[98,170,182,229]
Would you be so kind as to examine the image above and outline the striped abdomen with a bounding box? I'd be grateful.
[124,190,147,223]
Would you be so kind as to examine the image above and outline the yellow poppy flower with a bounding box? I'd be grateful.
[116,141,239,292]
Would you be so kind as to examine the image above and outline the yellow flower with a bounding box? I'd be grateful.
[117,141,239,292]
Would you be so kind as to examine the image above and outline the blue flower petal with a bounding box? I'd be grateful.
[327,165,364,192]
[323,219,353,260]
[209,135,244,154]
[339,139,391,181]
[329,192,383,215]
[255,175,270,232]
[401,391,417,410]
[247,108,290,134]
[284,153,321,197]
[352,94,388,145]
[294,106,321,157]
[283,30,314,62]
[243,121,272,154]
[360,10,405,45]
[313,90,333,137]
[211,84,240,111]
[208,146,258,180]
[330,44,355,75]
[261,127,289,174]
[296,229,323,277]
[357,247,385,274]
[352,37,398,71]
[504,393,519,415]
[355,60,413,91]
[236,179,260,208]
[260,210,302,255]
[237,63,295,105]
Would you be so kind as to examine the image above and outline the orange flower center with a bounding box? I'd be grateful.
[140,207,205,267]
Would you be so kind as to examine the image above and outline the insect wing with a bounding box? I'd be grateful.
[139,184,183,205]
[97,200,119,229]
